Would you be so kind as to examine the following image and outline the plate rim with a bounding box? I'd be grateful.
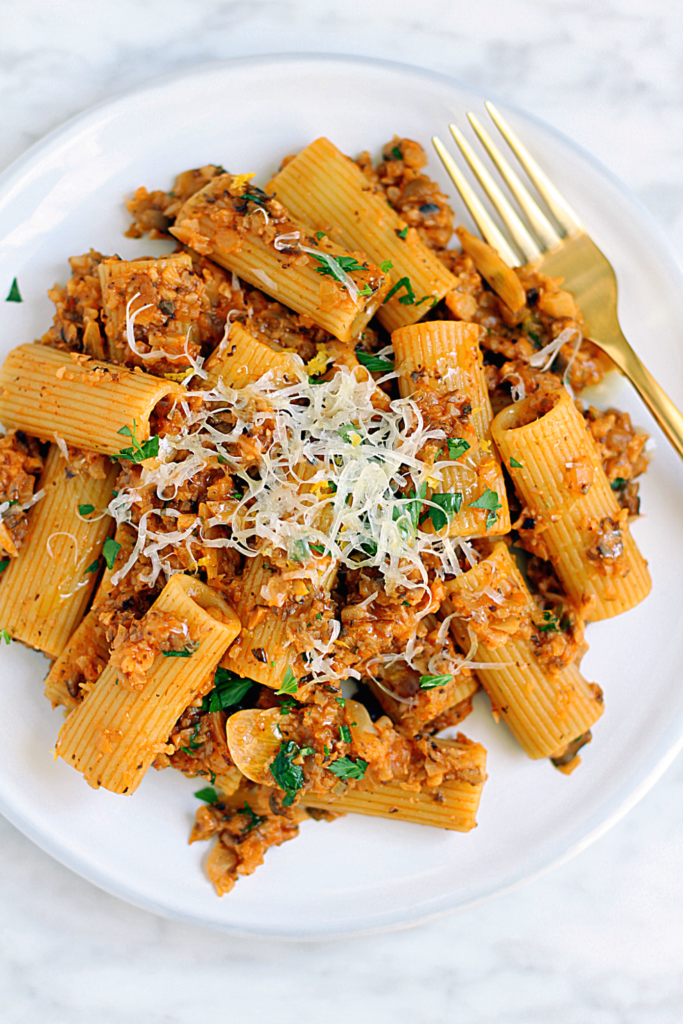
[1,51,683,940]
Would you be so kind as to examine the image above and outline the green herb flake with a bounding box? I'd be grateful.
[310,543,326,555]
[328,756,368,781]
[201,667,254,713]
[339,724,351,743]
[397,226,409,239]
[239,801,266,834]
[324,744,331,758]
[391,145,402,160]
[0,628,11,644]
[162,643,198,658]
[310,252,367,284]
[382,275,416,306]
[357,284,372,296]
[0,559,9,575]
[537,610,561,633]
[5,278,22,303]
[276,665,298,696]
[510,457,523,469]
[194,786,219,804]
[278,696,297,715]
[335,697,346,708]
[179,746,195,757]
[315,230,326,242]
[270,740,305,805]
[355,347,395,372]
[468,488,502,530]
[419,673,453,690]
[447,438,471,460]
[380,260,394,273]
[78,504,95,516]
[424,491,463,532]
[299,746,315,757]
[611,477,627,490]
[102,537,122,570]
[115,421,160,464]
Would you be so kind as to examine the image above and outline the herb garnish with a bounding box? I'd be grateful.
[239,801,266,834]
[162,642,199,658]
[391,145,402,160]
[310,253,368,284]
[510,457,523,469]
[0,629,11,644]
[5,278,22,303]
[78,504,95,516]
[423,492,463,532]
[270,740,305,806]
[468,488,502,529]
[84,559,99,574]
[446,438,470,460]
[335,697,346,709]
[355,346,395,372]
[380,260,394,273]
[396,226,409,239]
[382,276,416,306]
[102,537,121,570]
[201,666,254,713]
[611,477,627,490]
[328,756,368,781]
[419,673,453,690]
[315,230,326,242]
[277,665,298,696]
[194,786,219,804]
[114,421,160,464]
[278,696,297,715]
[537,610,561,633]
[339,724,351,743]
[0,560,9,575]
[338,423,362,444]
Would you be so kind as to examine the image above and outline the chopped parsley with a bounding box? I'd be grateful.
[315,230,326,242]
[276,665,298,696]
[78,503,95,516]
[396,226,409,239]
[201,666,254,713]
[0,629,11,644]
[537,610,561,633]
[102,537,121,570]
[5,278,22,303]
[310,543,326,555]
[194,786,219,804]
[324,744,331,757]
[527,330,542,348]
[391,145,402,160]
[278,696,297,715]
[310,252,367,284]
[114,421,160,464]
[357,284,372,297]
[84,558,99,574]
[611,477,627,490]
[339,724,351,743]
[0,560,9,575]
[355,346,395,372]
[419,673,453,690]
[239,801,266,834]
[335,697,346,708]
[383,275,416,306]
[162,643,199,658]
[328,756,368,781]
[447,438,471,460]
[338,423,362,444]
[299,746,315,757]
[468,488,502,530]
[380,260,394,273]
[188,723,202,749]
[510,457,523,469]
[270,740,305,805]
[423,492,463,532]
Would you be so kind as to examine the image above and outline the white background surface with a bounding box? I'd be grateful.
[1,1,682,1021]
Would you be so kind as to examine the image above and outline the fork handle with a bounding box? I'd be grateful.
[605,336,683,461]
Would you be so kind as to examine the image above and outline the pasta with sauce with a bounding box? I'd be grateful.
[0,134,651,896]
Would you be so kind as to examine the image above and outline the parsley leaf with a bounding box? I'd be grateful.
[447,438,470,460]
[510,457,523,469]
[397,226,409,239]
[0,629,11,644]
[102,537,121,570]
[611,477,627,490]
[299,745,315,757]
[0,560,9,575]
[537,610,561,633]
[424,492,463,532]
[328,756,368,781]
[270,740,305,805]
[335,697,346,708]
[355,347,395,372]
[339,724,351,743]
[277,665,298,696]
[391,145,402,160]
[380,260,394,273]
[315,230,326,242]
[419,673,453,690]
[527,330,542,349]
[162,643,198,658]
[5,278,22,303]
[239,801,266,833]
[382,275,416,306]
[194,786,219,803]
[278,696,297,715]
[78,504,95,516]
[310,252,367,283]
[357,284,372,296]
[84,559,99,574]
[201,666,254,713]
[468,488,502,530]
[115,421,160,463]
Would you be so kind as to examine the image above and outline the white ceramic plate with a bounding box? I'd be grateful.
[1,54,683,940]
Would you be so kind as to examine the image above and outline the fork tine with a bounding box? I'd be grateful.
[466,112,562,252]
[448,123,542,263]
[485,101,583,236]
[432,135,520,267]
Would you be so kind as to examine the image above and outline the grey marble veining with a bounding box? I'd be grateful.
[1,2,683,1022]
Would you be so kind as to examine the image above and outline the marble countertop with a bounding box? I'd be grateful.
[2,1,683,1021]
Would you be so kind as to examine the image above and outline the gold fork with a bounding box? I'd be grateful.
[433,102,683,460]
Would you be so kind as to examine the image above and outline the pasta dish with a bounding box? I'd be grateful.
[0,135,651,896]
